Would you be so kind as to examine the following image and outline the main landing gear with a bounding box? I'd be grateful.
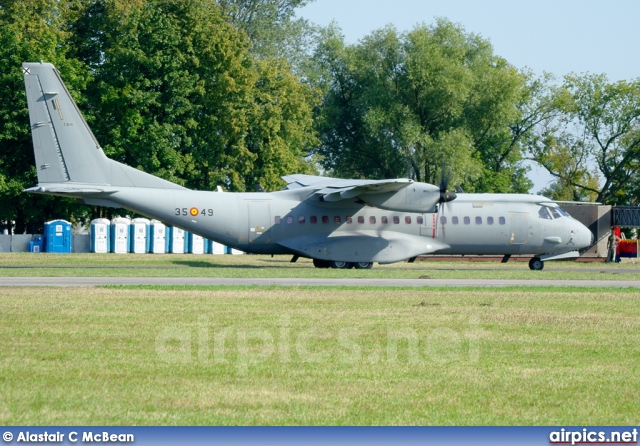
[529,257,544,271]
[312,259,373,269]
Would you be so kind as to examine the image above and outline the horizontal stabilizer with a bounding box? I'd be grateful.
[24,184,117,195]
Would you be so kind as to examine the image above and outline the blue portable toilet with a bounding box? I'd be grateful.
[110,217,130,254]
[44,219,72,253]
[149,220,168,254]
[90,218,111,253]
[29,236,43,253]
[168,226,187,254]
[188,232,206,254]
[203,238,212,254]
[129,218,150,254]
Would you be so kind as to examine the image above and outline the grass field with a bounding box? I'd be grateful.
[0,254,639,425]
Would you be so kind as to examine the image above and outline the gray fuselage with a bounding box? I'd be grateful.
[108,186,593,264]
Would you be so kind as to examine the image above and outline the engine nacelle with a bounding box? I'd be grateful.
[360,182,446,213]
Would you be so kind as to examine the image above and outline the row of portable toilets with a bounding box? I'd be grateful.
[91,218,241,254]
[29,219,241,254]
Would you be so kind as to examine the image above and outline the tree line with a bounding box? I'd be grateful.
[1,0,639,233]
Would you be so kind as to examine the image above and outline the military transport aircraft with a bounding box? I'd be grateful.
[22,62,594,270]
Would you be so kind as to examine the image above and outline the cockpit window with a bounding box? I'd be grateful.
[538,207,552,220]
[539,205,570,220]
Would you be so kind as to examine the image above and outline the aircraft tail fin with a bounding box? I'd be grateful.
[22,62,185,190]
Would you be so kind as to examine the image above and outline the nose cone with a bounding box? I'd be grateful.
[573,222,594,250]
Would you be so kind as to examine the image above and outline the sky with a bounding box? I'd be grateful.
[296,0,640,192]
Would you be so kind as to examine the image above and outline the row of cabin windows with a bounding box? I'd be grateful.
[274,215,507,226]
[441,216,506,225]
[274,215,425,225]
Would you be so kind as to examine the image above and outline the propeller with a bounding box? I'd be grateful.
[438,168,457,204]
[435,165,457,238]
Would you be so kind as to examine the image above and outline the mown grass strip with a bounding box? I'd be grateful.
[100,284,640,294]
[2,252,640,281]
[1,286,638,425]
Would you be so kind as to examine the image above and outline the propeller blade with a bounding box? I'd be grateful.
[437,162,457,203]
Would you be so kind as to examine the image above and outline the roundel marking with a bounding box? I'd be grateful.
[189,207,199,217]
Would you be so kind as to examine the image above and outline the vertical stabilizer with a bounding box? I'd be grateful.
[22,62,186,191]
[23,62,110,185]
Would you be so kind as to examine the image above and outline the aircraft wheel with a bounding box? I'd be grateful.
[330,260,353,269]
[354,262,373,269]
[529,257,544,271]
[313,259,331,268]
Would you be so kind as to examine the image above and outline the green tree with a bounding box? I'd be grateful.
[311,19,531,192]
[242,58,318,190]
[217,0,317,70]
[530,73,640,203]
[0,0,91,233]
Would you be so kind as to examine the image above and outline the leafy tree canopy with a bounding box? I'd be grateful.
[310,19,533,192]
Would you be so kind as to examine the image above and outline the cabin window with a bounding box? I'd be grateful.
[499,217,506,225]
[452,216,459,225]
[440,216,447,225]
[322,216,329,224]
[417,216,424,225]
[487,216,494,225]
[464,216,471,225]
[358,216,365,224]
[286,216,293,224]
[310,216,317,224]
[381,216,388,224]
[334,216,341,224]
[346,216,353,224]
[299,216,305,224]
[275,216,281,224]
[393,216,400,224]
[476,216,482,225]
[370,216,376,224]
[405,216,412,224]
[539,207,552,220]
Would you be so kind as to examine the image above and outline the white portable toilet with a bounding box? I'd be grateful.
[149,220,167,254]
[211,242,226,254]
[130,218,150,254]
[189,233,205,255]
[169,227,186,254]
[90,218,110,253]
[110,217,131,254]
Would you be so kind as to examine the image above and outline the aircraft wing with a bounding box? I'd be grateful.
[283,174,414,201]
[282,174,444,212]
